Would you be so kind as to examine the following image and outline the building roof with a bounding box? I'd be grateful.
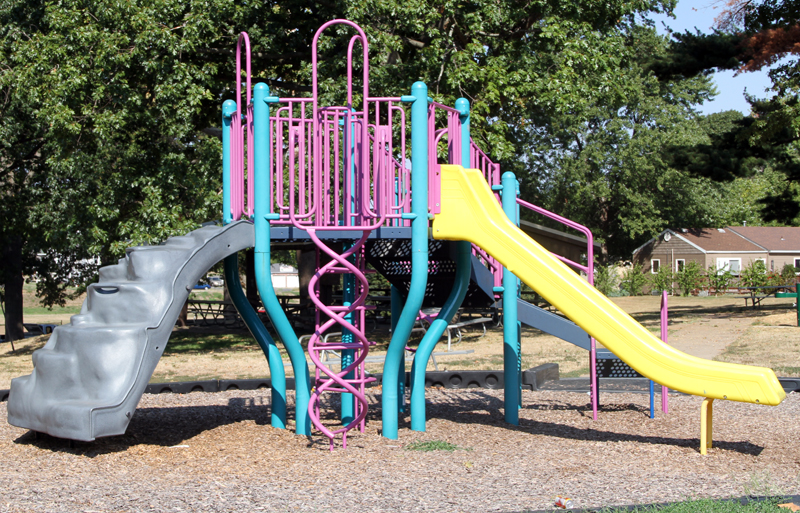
[727,226,800,252]
[673,228,765,252]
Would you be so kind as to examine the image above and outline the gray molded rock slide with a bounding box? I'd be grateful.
[7,220,255,441]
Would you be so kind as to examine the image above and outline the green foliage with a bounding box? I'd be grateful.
[675,261,705,296]
[707,264,736,295]
[593,263,619,296]
[620,263,648,296]
[404,440,465,452]
[740,260,769,288]
[649,265,674,294]
[781,263,798,284]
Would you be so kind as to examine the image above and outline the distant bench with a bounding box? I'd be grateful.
[736,285,795,309]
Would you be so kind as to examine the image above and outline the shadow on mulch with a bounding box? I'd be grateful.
[421,390,765,456]
[13,389,764,457]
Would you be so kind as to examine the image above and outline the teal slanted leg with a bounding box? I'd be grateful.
[391,285,407,413]
[382,81,429,439]
[253,83,311,435]
[502,171,520,425]
[224,255,287,428]
[410,240,470,431]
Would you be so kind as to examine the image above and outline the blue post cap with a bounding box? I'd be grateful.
[222,99,237,118]
[502,171,517,181]
[455,98,470,117]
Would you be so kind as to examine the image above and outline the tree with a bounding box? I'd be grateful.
[711,0,800,224]
[2,0,684,340]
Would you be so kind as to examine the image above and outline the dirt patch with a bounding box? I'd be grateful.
[2,295,799,388]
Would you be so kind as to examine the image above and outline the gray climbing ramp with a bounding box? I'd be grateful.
[7,220,255,441]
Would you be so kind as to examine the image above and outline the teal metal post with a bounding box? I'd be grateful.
[223,255,287,427]
[502,171,520,425]
[410,242,470,430]
[340,265,355,424]
[390,285,406,413]
[340,112,357,424]
[382,81,429,439]
[253,83,311,435]
[456,97,470,167]
[409,98,473,432]
[222,97,287,428]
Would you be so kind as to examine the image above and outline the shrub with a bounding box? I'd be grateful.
[620,263,647,296]
[780,263,797,285]
[675,261,705,296]
[707,264,735,295]
[594,263,618,296]
[740,260,768,288]
[649,265,674,294]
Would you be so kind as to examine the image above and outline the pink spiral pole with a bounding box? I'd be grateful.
[306,230,376,450]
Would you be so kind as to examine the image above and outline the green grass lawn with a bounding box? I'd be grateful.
[596,497,791,512]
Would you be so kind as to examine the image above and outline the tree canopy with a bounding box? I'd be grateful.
[5,0,792,338]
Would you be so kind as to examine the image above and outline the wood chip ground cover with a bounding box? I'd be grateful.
[1,390,798,512]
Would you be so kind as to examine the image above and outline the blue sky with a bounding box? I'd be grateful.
[651,1,784,115]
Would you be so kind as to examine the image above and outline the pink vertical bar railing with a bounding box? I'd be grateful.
[660,291,669,414]
[426,101,463,214]
[231,32,253,221]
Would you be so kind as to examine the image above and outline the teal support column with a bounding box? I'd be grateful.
[253,83,311,435]
[340,264,355,424]
[390,285,407,413]
[222,100,236,225]
[382,81,429,439]
[455,97,470,167]
[410,240,470,430]
[224,255,287,428]
[222,97,286,428]
[502,171,520,425]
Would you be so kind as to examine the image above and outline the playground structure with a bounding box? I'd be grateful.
[7,20,786,452]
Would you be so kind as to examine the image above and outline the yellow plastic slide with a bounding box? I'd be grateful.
[432,165,785,406]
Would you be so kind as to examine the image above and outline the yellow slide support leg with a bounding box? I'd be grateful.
[700,398,714,455]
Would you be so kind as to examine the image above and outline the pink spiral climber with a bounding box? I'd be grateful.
[306,230,376,449]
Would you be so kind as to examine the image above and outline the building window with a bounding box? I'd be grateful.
[675,259,685,272]
[794,258,800,271]
[716,258,741,275]
[651,259,660,274]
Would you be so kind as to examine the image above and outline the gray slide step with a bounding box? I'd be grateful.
[517,298,591,351]
[7,220,255,441]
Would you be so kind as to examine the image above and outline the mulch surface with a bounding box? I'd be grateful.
[2,388,798,512]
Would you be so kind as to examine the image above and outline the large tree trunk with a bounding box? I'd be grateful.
[2,235,25,343]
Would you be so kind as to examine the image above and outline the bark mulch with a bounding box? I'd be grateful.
[1,388,798,512]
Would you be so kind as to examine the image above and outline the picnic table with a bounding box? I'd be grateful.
[416,308,492,351]
[736,285,795,309]
[186,300,243,327]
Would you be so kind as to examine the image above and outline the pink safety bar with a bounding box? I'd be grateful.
[515,197,599,420]
[231,32,253,221]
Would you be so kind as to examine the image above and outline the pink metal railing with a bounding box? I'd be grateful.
[230,33,253,221]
